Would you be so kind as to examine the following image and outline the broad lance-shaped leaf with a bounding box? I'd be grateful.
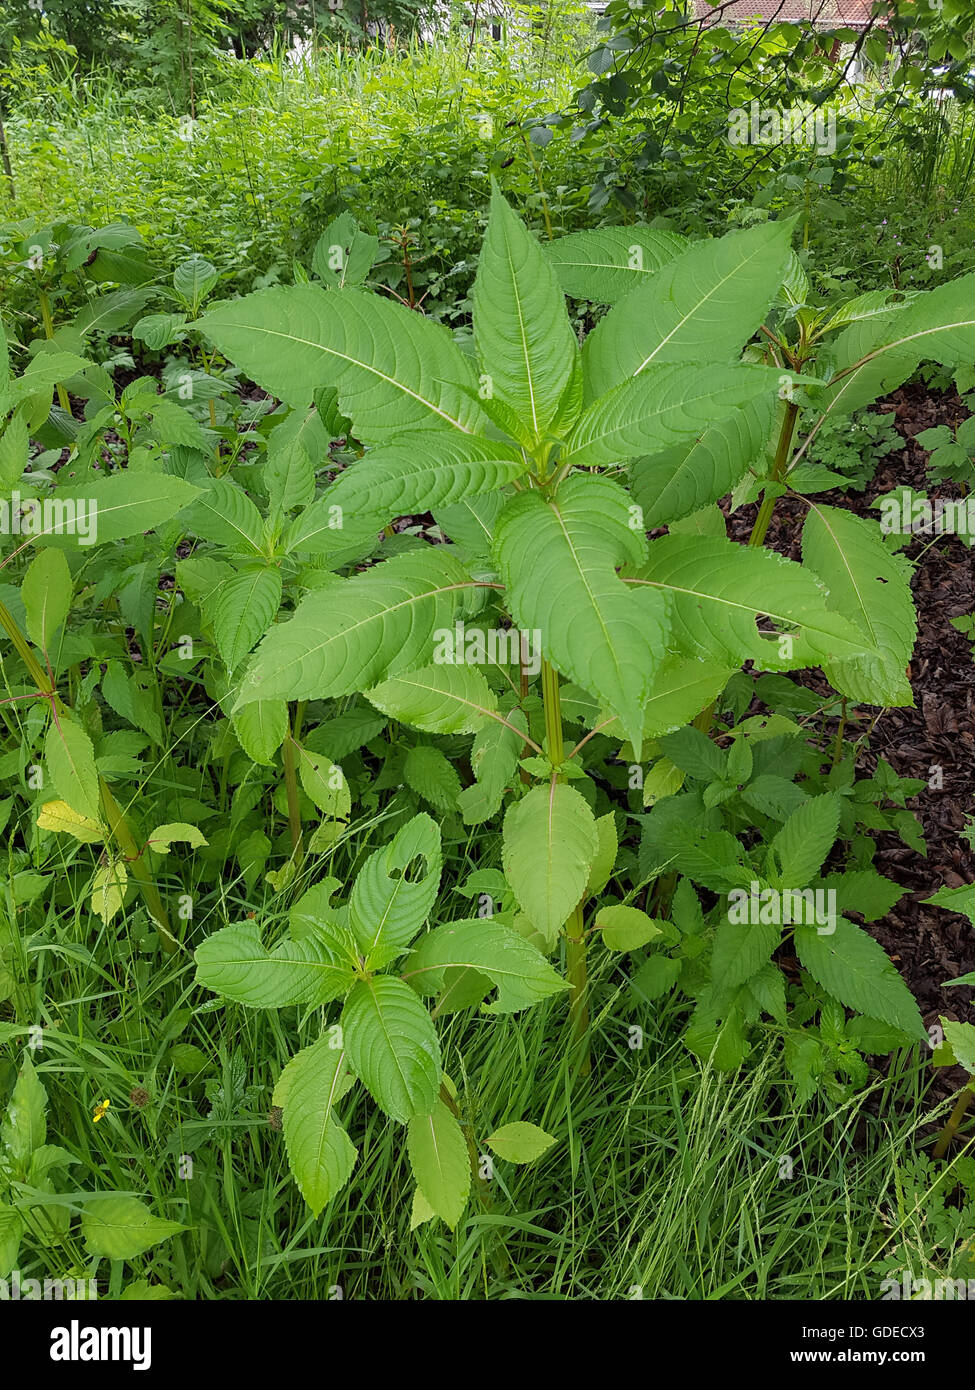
[341,975,441,1124]
[236,548,477,707]
[801,504,916,707]
[322,431,526,523]
[180,477,266,556]
[365,662,499,735]
[563,362,782,468]
[211,566,282,671]
[45,717,100,822]
[473,183,580,440]
[232,699,287,765]
[194,920,358,1007]
[350,813,441,969]
[273,1038,357,1215]
[22,548,72,651]
[809,272,975,423]
[264,405,326,514]
[582,220,794,401]
[493,474,668,751]
[630,396,775,529]
[407,1100,470,1229]
[502,783,599,948]
[201,284,489,441]
[545,225,687,305]
[406,918,570,1012]
[628,534,883,674]
[34,473,200,548]
[795,917,925,1041]
[595,654,734,743]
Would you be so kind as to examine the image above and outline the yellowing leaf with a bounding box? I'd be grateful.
[37,800,104,844]
[91,858,128,923]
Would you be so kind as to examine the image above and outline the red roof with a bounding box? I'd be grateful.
[694,1,876,25]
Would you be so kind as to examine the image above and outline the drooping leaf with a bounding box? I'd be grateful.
[341,976,441,1124]
[407,1099,470,1229]
[406,918,569,1013]
[194,920,358,1008]
[273,1037,357,1215]
[502,783,598,948]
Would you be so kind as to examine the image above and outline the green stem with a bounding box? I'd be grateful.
[748,400,800,550]
[37,288,71,415]
[0,598,174,951]
[540,658,590,1075]
[282,707,304,865]
[933,1082,974,1160]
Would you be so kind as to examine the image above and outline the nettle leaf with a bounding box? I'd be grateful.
[81,1196,186,1260]
[202,285,489,440]
[212,566,282,671]
[407,1099,470,1229]
[341,976,441,1124]
[37,473,200,548]
[494,474,667,751]
[630,534,881,674]
[712,916,781,990]
[237,549,476,707]
[180,477,266,556]
[194,920,358,1008]
[795,917,925,1041]
[406,741,462,809]
[366,662,499,735]
[22,548,72,651]
[350,813,441,969]
[582,220,793,400]
[485,1121,556,1164]
[45,717,100,822]
[630,397,775,530]
[502,783,598,947]
[473,183,580,440]
[801,504,916,707]
[545,225,687,304]
[322,432,526,523]
[232,699,287,765]
[273,1037,357,1215]
[406,918,569,1013]
[768,794,840,887]
[563,362,781,468]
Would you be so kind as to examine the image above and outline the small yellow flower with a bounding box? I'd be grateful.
[92,1099,110,1123]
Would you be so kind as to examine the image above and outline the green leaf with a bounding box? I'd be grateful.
[237,549,475,706]
[232,699,287,765]
[473,183,580,440]
[494,474,667,751]
[45,716,101,822]
[485,1121,556,1164]
[768,793,840,887]
[801,504,916,706]
[295,742,351,820]
[147,823,208,853]
[582,220,793,400]
[545,225,687,304]
[584,813,618,899]
[273,1037,357,1215]
[502,783,598,948]
[406,918,569,1013]
[596,904,664,951]
[264,406,325,515]
[37,473,200,548]
[366,662,499,735]
[403,743,462,811]
[1,1058,47,1166]
[81,1196,186,1260]
[173,254,220,313]
[0,409,29,489]
[711,916,781,989]
[312,212,380,289]
[202,284,489,440]
[630,397,775,529]
[631,534,881,673]
[563,362,781,467]
[350,813,441,969]
[341,976,441,1124]
[942,1019,975,1075]
[194,920,358,1008]
[323,431,525,524]
[180,477,266,556]
[407,1099,470,1229]
[22,548,72,651]
[211,566,282,671]
[795,917,925,1041]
